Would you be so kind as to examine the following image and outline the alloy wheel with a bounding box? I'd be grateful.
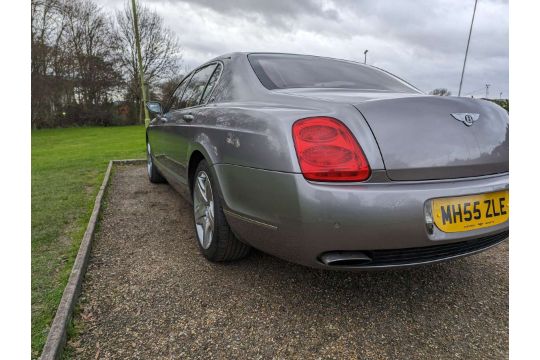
[146,142,152,177]
[193,171,214,249]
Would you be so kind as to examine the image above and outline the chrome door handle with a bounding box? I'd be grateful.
[183,114,194,122]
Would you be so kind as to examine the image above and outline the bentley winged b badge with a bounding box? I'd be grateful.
[451,113,480,127]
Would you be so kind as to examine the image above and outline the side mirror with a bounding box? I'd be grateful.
[146,101,162,115]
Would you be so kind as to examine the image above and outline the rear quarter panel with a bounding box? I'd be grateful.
[185,100,385,174]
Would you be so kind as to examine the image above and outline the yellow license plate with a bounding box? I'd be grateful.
[432,190,509,233]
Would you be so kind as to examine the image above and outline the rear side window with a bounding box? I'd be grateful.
[248,53,418,93]
[200,64,223,104]
[180,64,217,108]
[168,74,191,110]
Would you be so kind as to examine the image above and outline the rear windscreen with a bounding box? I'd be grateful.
[248,53,418,93]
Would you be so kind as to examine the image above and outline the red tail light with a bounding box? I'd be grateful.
[292,117,371,182]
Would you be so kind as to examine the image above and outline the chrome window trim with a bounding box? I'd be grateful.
[169,60,225,112]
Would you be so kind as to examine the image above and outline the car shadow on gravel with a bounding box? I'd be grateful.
[66,164,508,359]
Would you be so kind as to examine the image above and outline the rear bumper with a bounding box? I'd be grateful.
[318,230,507,268]
[214,164,509,269]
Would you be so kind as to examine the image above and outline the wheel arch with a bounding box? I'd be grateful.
[188,150,205,196]
[187,143,220,199]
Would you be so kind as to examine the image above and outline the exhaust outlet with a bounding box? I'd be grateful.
[320,251,372,266]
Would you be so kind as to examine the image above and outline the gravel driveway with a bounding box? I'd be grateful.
[66,164,508,359]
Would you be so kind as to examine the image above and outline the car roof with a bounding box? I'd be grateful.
[212,52,369,64]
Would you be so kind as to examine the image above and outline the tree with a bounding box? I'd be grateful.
[113,1,182,122]
[31,0,182,127]
[62,0,121,107]
[430,88,452,96]
[31,0,70,127]
[31,0,122,127]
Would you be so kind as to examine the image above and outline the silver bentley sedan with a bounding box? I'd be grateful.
[145,52,509,270]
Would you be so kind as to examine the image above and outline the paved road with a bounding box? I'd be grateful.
[66,164,508,359]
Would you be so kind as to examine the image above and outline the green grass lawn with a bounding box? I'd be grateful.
[31,125,146,357]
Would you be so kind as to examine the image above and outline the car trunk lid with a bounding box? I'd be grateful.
[353,95,509,180]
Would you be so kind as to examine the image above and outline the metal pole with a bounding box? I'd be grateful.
[364,50,368,64]
[131,0,150,127]
[458,0,478,97]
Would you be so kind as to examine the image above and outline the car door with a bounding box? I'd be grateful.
[151,73,192,176]
[162,63,219,188]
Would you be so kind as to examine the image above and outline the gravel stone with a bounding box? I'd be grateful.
[67,164,508,359]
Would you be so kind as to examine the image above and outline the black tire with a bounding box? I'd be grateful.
[192,160,250,261]
[146,142,166,183]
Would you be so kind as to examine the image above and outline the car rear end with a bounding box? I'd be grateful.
[220,53,509,269]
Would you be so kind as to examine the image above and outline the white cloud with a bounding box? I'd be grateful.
[97,0,508,97]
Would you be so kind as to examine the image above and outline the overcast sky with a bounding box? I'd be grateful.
[97,0,508,98]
